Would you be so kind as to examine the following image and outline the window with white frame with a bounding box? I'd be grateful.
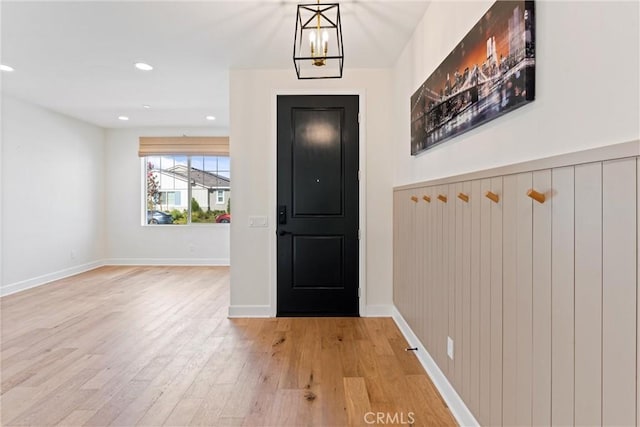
[144,154,230,225]
[140,136,230,225]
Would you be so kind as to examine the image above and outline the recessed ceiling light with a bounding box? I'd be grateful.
[143,105,151,109]
[206,115,216,121]
[134,62,153,71]
[0,64,15,72]
[118,116,129,121]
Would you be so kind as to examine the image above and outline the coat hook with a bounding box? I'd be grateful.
[485,191,500,203]
[423,195,431,203]
[527,189,546,204]
[437,194,448,203]
[411,196,419,203]
[457,193,469,203]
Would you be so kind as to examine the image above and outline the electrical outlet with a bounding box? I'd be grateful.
[447,336,454,360]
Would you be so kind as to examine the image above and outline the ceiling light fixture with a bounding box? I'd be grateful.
[118,116,129,121]
[0,64,15,72]
[134,62,153,71]
[205,115,216,121]
[293,1,344,79]
[143,105,151,109]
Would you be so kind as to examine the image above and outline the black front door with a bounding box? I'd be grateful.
[276,95,359,316]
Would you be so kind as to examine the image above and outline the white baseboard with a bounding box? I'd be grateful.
[1,259,230,298]
[227,304,394,318]
[105,258,230,266]
[391,306,479,427]
[228,305,273,318]
[363,304,394,317]
[1,260,104,297]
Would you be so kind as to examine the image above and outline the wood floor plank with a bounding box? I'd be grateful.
[344,377,372,427]
[162,397,203,426]
[1,266,456,427]
[5,368,99,426]
[58,409,98,426]
[188,383,234,426]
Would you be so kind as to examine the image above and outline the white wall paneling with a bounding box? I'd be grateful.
[454,180,463,392]
[488,176,503,427]
[461,180,471,404]
[478,178,492,426]
[602,158,637,426]
[434,185,446,372]
[515,172,533,426]
[531,169,552,426]
[501,173,517,426]
[393,144,639,426]
[551,166,575,427]
[574,162,603,426]
[445,184,455,379]
[469,179,481,417]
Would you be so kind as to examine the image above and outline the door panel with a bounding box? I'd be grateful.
[292,109,343,216]
[277,95,359,316]
[292,236,344,288]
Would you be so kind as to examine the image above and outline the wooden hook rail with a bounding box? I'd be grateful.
[527,189,546,204]
[485,191,500,203]
[423,195,431,203]
[411,196,419,203]
[437,194,448,203]
[457,193,469,203]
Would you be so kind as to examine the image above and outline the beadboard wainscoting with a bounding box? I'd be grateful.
[393,141,639,426]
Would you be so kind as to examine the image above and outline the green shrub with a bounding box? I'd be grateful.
[170,209,184,221]
[191,197,201,213]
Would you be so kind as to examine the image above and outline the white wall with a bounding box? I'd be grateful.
[393,0,640,186]
[104,127,230,265]
[229,68,394,315]
[1,95,106,295]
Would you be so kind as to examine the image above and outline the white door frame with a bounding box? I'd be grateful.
[269,89,367,316]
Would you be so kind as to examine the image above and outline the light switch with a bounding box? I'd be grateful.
[248,216,268,228]
[447,336,454,360]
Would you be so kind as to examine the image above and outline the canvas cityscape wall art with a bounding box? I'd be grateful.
[410,0,535,155]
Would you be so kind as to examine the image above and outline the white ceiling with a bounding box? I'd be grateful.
[1,1,430,129]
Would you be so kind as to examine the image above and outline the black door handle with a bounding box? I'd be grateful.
[278,230,292,236]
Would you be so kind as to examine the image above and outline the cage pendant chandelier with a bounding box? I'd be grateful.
[293,1,344,79]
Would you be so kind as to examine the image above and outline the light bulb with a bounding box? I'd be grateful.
[309,31,316,49]
[322,30,329,54]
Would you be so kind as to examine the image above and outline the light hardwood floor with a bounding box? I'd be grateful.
[1,266,456,426]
